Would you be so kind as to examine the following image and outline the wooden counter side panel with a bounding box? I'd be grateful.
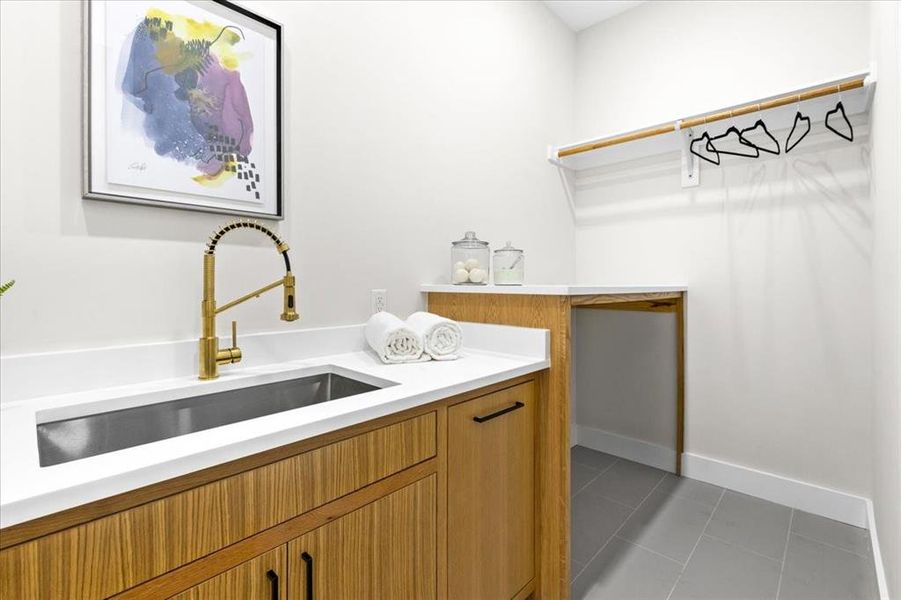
[570,292,682,306]
[427,293,571,599]
[0,413,436,600]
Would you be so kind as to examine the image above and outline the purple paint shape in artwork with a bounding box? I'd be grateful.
[191,60,254,175]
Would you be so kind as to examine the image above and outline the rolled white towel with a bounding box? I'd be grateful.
[406,312,463,361]
[365,312,427,364]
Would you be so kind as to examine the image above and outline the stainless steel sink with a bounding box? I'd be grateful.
[37,371,394,467]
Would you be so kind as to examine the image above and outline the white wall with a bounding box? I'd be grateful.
[868,2,900,596]
[572,309,676,455]
[572,0,874,498]
[575,1,870,137]
[0,0,575,355]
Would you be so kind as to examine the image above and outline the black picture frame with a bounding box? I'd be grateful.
[82,0,283,219]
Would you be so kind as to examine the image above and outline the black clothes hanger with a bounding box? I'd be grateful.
[785,111,811,153]
[708,126,760,158]
[825,101,854,142]
[739,119,780,155]
[689,131,720,165]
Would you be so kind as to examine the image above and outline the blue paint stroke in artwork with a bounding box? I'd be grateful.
[121,24,206,163]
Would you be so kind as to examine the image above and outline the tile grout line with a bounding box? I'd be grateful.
[571,453,618,492]
[582,462,671,510]
[613,535,685,567]
[570,456,621,582]
[702,532,783,564]
[790,530,873,559]
[664,487,727,600]
[592,492,637,511]
[775,509,795,600]
[571,470,668,585]
[571,472,598,498]
[656,485,727,513]
[572,456,620,498]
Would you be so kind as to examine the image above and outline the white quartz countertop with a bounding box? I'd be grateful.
[0,322,549,528]
[421,284,687,295]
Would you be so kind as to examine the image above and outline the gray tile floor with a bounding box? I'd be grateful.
[570,446,879,600]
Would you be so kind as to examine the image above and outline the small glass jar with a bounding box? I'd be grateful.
[451,231,490,285]
[493,241,524,285]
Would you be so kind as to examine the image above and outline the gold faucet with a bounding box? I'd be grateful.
[199,220,299,380]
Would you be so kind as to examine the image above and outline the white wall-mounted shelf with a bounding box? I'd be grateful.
[548,70,876,175]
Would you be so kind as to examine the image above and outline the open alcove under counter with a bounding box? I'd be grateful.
[422,283,687,597]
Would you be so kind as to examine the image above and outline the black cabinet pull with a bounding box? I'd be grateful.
[473,401,525,423]
[301,551,314,600]
[266,569,279,600]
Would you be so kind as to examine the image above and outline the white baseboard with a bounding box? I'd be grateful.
[867,499,891,600]
[576,425,677,473]
[682,452,868,529]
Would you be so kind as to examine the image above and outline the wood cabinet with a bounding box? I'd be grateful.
[0,413,436,600]
[447,381,536,600]
[0,375,543,600]
[169,547,286,600]
[288,476,437,600]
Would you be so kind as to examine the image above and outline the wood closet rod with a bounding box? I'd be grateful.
[557,77,867,158]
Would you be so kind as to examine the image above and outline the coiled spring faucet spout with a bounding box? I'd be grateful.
[199,220,299,380]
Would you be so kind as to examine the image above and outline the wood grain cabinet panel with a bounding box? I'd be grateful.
[447,382,536,600]
[428,292,570,597]
[0,413,436,600]
[288,475,437,600]
[168,547,286,600]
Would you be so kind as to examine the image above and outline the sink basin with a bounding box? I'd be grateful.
[36,370,395,467]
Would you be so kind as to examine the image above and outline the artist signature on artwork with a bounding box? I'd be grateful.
[128,162,147,172]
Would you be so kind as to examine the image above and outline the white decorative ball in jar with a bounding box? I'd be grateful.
[468,268,487,283]
[450,231,490,285]
[452,268,470,284]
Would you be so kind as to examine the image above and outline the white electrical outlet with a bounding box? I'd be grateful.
[370,289,387,314]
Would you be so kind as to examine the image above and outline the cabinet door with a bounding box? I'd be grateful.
[288,475,437,600]
[448,382,536,600]
[169,547,286,600]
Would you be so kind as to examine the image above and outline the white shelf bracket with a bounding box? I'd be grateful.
[546,145,565,167]
[556,165,578,221]
[547,145,578,220]
[679,124,700,188]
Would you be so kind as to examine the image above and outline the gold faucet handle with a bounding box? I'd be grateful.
[215,321,242,366]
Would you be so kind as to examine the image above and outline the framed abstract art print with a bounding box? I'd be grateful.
[83,0,283,219]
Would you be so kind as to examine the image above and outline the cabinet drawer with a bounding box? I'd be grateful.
[448,382,536,600]
[0,412,436,599]
[168,547,286,600]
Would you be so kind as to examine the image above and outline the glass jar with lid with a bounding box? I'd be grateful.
[493,241,524,285]
[451,231,490,285]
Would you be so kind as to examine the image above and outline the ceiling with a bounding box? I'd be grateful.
[543,1,646,32]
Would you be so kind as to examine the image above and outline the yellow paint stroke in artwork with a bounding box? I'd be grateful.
[145,7,246,71]
[193,153,238,187]
[154,34,186,74]
[193,166,235,187]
